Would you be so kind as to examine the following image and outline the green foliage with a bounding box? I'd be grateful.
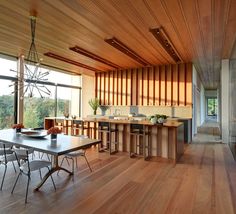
[0,95,14,129]
[148,114,168,120]
[88,98,99,111]
[0,93,71,129]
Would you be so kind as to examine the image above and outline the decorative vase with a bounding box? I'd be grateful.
[16,128,21,133]
[93,110,97,115]
[51,134,57,140]
[150,117,157,124]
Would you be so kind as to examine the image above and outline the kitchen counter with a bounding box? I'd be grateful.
[44,117,184,162]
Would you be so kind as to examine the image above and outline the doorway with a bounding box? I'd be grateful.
[206,97,217,121]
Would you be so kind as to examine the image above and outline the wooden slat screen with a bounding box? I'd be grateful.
[95,62,192,106]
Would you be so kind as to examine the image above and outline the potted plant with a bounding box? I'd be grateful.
[148,114,168,124]
[88,98,100,115]
[12,123,24,133]
[47,127,62,140]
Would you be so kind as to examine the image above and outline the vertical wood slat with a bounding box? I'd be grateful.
[104,72,108,105]
[112,71,115,105]
[113,70,117,106]
[179,63,186,106]
[107,72,110,105]
[95,63,192,107]
[172,65,178,106]
[116,70,119,105]
[149,67,154,106]
[154,66,160,105]
[136,69,139,105]
[160,65,166,106]
[126,69,128,106]
[127,70,131,106]
[95,74,97,98]
[166,65,172,106]
[143,68,148,106]
[186,63,193,106]
[153,67,155,106]
[117,70,122,106]
[97,73,101,105]
[109,71,114,105]
[147,67,150,105]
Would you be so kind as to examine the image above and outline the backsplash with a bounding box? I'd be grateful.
[97,106,192,118]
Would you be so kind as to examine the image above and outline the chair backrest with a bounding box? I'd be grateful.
[98,122,110,130]
[14,148,34,156]
[73,120,83,125]
[0,142,13,156]
[130,124,145,135]
[0,142,12,149]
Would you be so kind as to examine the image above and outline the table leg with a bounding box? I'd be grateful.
[34,155,73,191]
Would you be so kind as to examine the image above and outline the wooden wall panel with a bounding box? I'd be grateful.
[172,65,178,106]
[160,65,166,106]
[113,70,117,106]
[100,73,105,105]
[166,65,172,106]
[108,71,112,105]
[178,64,186,106]
[122,70,127,105]
[186,63,192,106]
[154,66,160,105]
[143,68,148,106]
[127,70,131,106]
[149,67,154,105]
[104,72,109,105]
[95,63,192,107]
[138,69,143,105]
[117,70,122,105]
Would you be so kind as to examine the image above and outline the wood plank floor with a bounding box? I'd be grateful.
[0,143,236,214]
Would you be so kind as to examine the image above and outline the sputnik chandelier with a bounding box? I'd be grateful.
[10,14,51,98]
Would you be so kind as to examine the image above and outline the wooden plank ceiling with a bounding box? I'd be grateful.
[0,0,236,89]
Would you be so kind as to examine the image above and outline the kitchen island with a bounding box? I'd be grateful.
[44,117,184,163]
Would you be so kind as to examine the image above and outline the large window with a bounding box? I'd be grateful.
[0,54,82,129]
[0,56,17,129]
[0,80,16,129]
[22,66,82,128]
[24,84,56,128]
[207,97,217,116]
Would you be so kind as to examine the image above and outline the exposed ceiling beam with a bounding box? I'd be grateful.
[105,37,150,66]
[44,52,103,72]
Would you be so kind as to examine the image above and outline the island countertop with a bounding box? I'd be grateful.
[44,116,183,128]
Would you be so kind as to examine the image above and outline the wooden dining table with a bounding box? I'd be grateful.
[0,129,101,190]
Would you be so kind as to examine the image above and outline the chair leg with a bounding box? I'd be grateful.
[25,175,30,203]
[11,172,21,194]
[0,165,7,190]
[39,169,42,180]
[65,157,70,166]
[57,156,65,175]
[47,167,56,191]
[75,157,78,168]
[84,155,92,172]
[12,161,17,173]
[46,154,51,161]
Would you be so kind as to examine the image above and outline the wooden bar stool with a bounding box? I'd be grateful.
[98,122,118,154]
[71,119,90,137]
[129,124,151,160]
[54,118,66,133]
